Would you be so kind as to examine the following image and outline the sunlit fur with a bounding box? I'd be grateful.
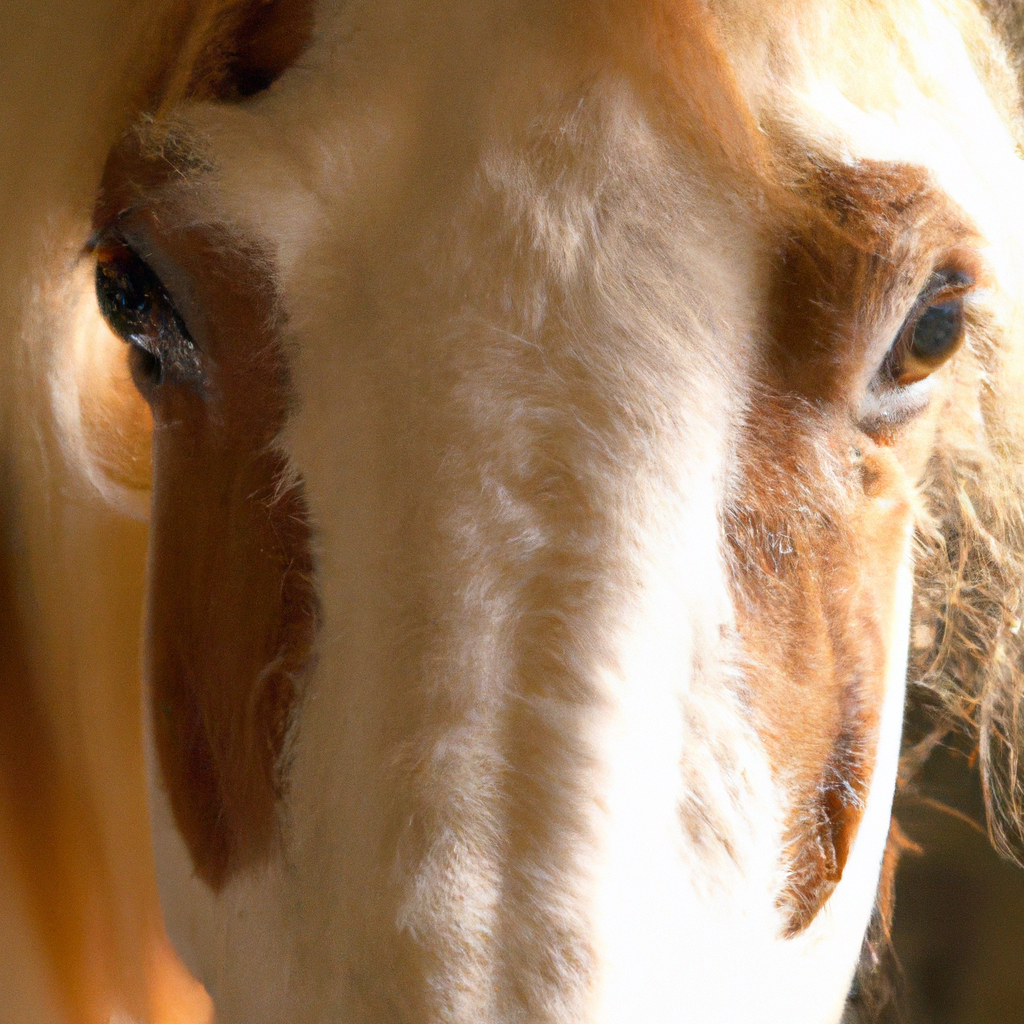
[5,2,1024,1024]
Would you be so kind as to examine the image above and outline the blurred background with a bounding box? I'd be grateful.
[888,738,1024,1024]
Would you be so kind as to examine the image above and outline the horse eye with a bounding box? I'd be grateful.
[94,239,192,393]
[911,300,963,361]
[888,292,967,388]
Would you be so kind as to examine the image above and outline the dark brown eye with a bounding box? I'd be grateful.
[911,300,961,359]
[885,269,972,388]
[892,298,965,386]
[94,238,201,396]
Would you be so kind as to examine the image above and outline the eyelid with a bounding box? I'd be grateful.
[108,220,211,353]
[918,266,976,305]
[859,374,936,431]
[83,207,142,258]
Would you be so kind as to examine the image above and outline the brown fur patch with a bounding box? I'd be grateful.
[94,132,318,890]
[728,157,982,933]
[726,408,906,933]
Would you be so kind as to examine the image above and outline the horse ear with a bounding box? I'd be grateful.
[159,0,314,108]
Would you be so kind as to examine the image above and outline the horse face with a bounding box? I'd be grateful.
[85,0,1024,1021]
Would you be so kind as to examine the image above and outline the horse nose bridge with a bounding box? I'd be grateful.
[274,278,743,1017]
[372,421,740,1020]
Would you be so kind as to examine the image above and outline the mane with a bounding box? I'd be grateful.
[845,302,1024,1018]
[909,310,1024,860]
[978,0,1024,98]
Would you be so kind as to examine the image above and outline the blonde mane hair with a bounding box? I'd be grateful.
[905,0,1024,864]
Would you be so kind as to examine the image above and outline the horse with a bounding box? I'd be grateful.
[5,0,1024,1021]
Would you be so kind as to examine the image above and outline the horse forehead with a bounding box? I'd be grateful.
[189,0,1004,327]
